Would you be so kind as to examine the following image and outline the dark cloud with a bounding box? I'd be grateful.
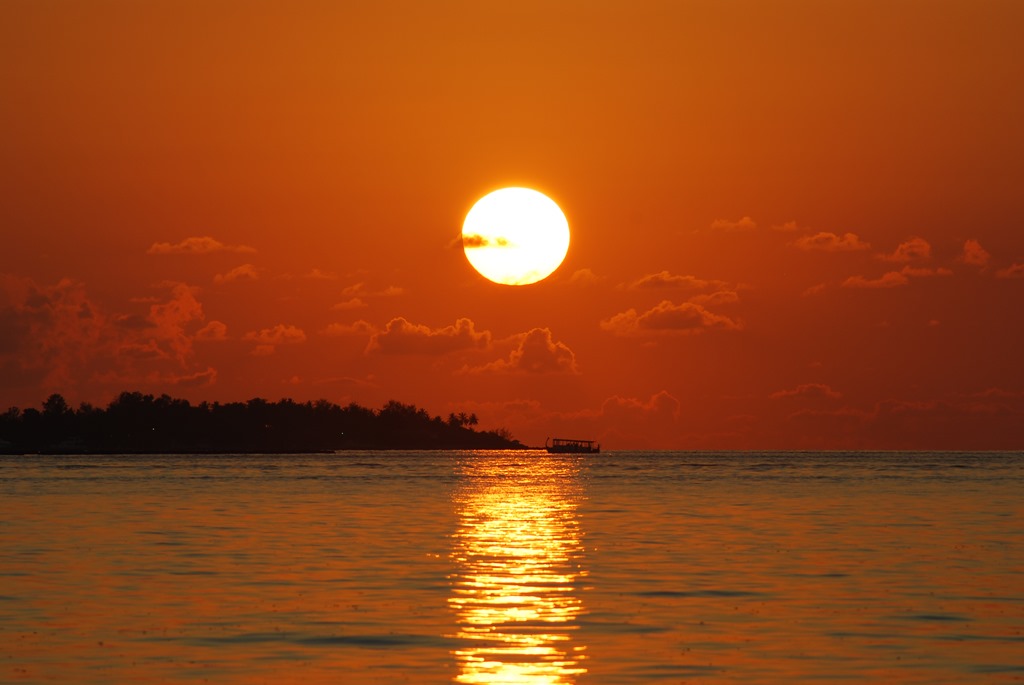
[786,393,1024,450]
[0,276,107,391]
[0,307,27,355]
[0,276,226,403]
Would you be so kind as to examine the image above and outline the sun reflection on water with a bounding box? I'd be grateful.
[449,452,588,685]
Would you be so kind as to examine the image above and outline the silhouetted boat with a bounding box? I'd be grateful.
[545,437,600,454]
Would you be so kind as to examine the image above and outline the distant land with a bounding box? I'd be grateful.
[0,392,526,454]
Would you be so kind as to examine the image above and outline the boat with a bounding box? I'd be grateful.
[545,437,600,454]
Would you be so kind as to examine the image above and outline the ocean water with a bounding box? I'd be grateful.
[1,451,1022,684]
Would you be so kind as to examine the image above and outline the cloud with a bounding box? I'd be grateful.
[900,266,952,278]
[783,406,873,446]
[304,268,337,280]
[996,263,1024,279]
[600,300,742,336]
[557,391,683,448]
[366,317,491,355]
[959,239,991,267]
[878,236,931,262]
[802,283,827,296]
[841,271,909,289]
[332,298,367,311]
[841,265,951,289]
[710,216,757,232]
[164,367,218,387]
[214,264,259,284]
[569,268,601,286]
[331,284,398,314]
[92,366,219,389]
[311,374,377,388]
[597,391,681,422]
[147,236,256,255]
[867,397,1024,449]
[322,320,376,337]
[144,283,205,364]
[463,234,510,248]
[277,268,340,281]
[783,391,1024,449]
[462,391,682,450]
[244,324,307,345]
[773,220,801,231]
[0,276,107,390]
[342,282,405,298]
[195,320,227,341]
[107,283,217,385]
[0,277,218,398]
[626,271,726,291]
[103,282,209,370]
[687,290,740,306]
[770,383,842,400]
[243,324,307,355]
[793,232,870,252]
[967,387,1024,400]
[471,328,579,374]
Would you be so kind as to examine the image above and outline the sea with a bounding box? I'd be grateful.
[1,450,1022,684]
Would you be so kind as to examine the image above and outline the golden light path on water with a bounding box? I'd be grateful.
[449,453,588,684]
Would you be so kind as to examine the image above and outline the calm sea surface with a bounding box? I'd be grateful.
[1,451,1022,684]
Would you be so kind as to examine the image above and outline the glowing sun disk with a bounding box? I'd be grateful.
[462,188,570,285]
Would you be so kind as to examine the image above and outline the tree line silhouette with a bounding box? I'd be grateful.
[0,392,525,454]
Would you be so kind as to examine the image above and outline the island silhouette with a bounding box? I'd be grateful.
[0,392,525,454]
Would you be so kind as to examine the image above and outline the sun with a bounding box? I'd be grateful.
[462,187,570,286]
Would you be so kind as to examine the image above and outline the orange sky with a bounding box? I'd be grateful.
[2,0,1023,449]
